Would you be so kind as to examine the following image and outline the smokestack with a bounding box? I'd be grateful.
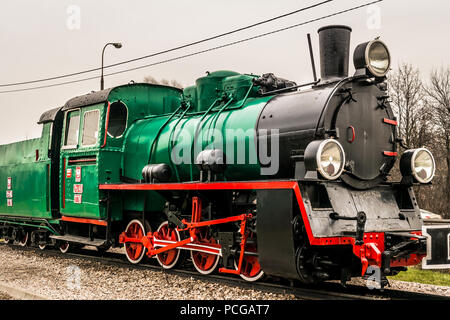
[317,25,352,81]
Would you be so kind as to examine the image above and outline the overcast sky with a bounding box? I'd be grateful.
[0,0,449,144]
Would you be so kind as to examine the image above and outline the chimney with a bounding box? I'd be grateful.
[317,25,352,82]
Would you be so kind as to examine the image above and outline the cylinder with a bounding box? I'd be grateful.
[317,25,352,81]
[142,163,172,183]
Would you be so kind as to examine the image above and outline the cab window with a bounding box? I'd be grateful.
[107,101,128,138]
[64,110,80,147]
[81,110,100,146]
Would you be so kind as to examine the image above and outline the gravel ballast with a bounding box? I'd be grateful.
[0,245,448,300]
[0,245,296,300]
[341,277,450,297]
[0,291,12,300]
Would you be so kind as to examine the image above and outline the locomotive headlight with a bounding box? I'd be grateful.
[353,39,391,78]
[304,139,346,180]
[400,148,436,183]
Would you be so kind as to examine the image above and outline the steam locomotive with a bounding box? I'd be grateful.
[0,25,435,287]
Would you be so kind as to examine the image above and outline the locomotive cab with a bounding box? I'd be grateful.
[53,83,182,248]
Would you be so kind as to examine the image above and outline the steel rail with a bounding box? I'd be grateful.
[3,244,448,301]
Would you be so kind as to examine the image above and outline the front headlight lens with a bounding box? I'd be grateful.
[400,148,435,183]
[353,39,391,78]
[412,149,435,183]
[318,142,344,179]
[367,41,390,77]
[303,139,345,180]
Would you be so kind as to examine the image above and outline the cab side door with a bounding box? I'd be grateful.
[60,104,105,220]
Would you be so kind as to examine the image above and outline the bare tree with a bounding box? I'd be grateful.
[424,67,450,216]
[388,63,449,218]
[143,76,183,89]
[388,63,425,148]
[160,78,170,86]
[170,79,183,89]
[143,75,158,85]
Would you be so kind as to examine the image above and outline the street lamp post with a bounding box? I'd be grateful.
[101,42,122,90]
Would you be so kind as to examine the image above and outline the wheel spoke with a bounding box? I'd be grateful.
[235,232,264,282]
[124,220,146,264]
[156,221,181,269]
[191,227,219,275]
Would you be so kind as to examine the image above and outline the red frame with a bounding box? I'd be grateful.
[100,181,356,246]
[61,216,108,226]
[102,180,424,274]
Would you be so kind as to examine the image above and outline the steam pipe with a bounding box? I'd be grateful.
[307,33,318,82]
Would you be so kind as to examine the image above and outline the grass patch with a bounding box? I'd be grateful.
[389,267,450,287]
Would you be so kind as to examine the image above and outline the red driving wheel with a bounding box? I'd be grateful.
[191,227,220,275]
[235,232,264,282]
[124,219,146,264]
[155,221,181,269]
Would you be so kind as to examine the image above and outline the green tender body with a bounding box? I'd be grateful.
[0,123,53,219]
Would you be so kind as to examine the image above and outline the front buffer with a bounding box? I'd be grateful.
[256,181,427,287]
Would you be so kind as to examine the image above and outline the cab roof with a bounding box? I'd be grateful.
[60,83,182,112]
[37,106,63,124]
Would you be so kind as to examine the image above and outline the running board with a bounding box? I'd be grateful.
[50,235,106,247]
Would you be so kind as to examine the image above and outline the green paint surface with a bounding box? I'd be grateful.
[0,123,52,218]
[1,73,272,220]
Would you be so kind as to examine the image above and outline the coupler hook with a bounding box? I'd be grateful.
[330,211,367,245]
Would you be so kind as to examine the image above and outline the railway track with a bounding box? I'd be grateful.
[4,244,448,300]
